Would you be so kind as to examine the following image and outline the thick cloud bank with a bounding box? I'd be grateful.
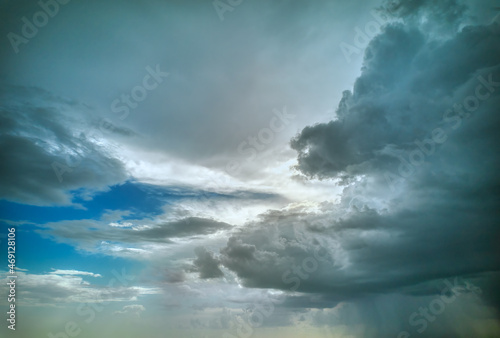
[210,0,500,335]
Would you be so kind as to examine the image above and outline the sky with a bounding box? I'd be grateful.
[0,0,500,337]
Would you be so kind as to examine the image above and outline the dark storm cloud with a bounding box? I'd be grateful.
[215,0,500,317]
[193,246,224,279]
[0,85,128,206]
[218,203,499,294]
[292,21,500,179]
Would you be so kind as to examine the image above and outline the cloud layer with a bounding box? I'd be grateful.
[0,86,128,206]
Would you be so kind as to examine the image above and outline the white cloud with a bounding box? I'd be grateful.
[114,304,146,317]
[0,270,160,306]
[50,269,102,278]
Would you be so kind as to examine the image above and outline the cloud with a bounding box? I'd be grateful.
[218,204,500,294]
[0,270,158,306]
[163,269,187,284]
[50,269,102,278]
[193,246,224,279]
[114,304,146,317]
[212,203,500,336]
[214,0,500,323]
[0,85,128,206]
[292,23,500,179]
[36,210,234,257]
